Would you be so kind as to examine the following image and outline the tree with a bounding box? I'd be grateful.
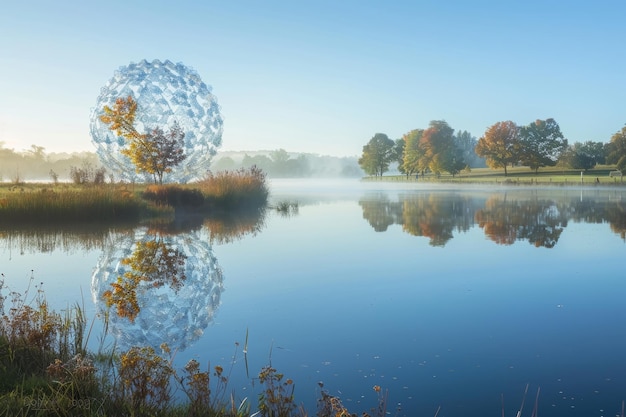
[454,130,484,168]
[270,149,290,176]
[559,141,605,171]
[126,123,186,184]
[402,129,425,177]
[103,235,187,322]
[393,138,407,176]
[100,96,140,140]
[100,95,187,184]
[518,118,567,173]
[454,130,487,168]
[475,121,519,176]
[358,133,395,176]
[607,125,626,173]
[420,120,465,176]
[578,141,606,165]
[242,154,272,172]
[26,145,47,162]
[211,156,236,171]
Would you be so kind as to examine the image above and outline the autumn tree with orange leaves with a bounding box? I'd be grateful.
[100,96,186,184]
[475,120,520,176]
[419,120,466,177]
[103,235,187,322]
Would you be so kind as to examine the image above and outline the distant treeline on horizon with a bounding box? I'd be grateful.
[0,145,364,182]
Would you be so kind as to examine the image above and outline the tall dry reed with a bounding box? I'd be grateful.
[0,187,152,223]
[195,166,269,209]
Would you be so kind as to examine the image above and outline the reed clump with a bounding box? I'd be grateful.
[143,185,205,208]
[0,186,155,224]
[0,167,270,224]
[195,166,269,210]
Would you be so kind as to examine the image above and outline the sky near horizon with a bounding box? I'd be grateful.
[1,1,625,157]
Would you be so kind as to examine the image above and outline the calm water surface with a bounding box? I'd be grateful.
[2,179,626,417]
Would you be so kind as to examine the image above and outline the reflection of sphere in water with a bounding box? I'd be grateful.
[91,228,223,351]
[89,59,223,183]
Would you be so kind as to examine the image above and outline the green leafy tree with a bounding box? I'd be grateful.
[242,154,273,172]
[518,118,567,173]
[26,145,47,162]
[454,130,484,168]
[579,141,606,165]
[402,129,425,177]
[270,148,290,176]
[100,95,187,184]
[559,141,605,171]
[393,138,407,176]
[475,121,519,176]
[607,125,626,173]
[211,156,236,171]
[358,133,395,176]
[420,120,465,176]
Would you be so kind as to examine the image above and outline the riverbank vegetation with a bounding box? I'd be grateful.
[359,119,626,180]
[0,167,270,225]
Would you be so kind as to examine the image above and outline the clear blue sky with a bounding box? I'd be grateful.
[1,1,625,157]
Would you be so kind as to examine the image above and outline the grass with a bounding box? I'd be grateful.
[0,186,154,224]
[194,166,270,210]
[0,167,270,225]
[364,165,626,186]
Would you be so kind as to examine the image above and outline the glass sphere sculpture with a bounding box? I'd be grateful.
[89,59,223,183]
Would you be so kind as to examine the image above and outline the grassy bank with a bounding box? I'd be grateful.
[363,165,625,186]
[0,167,270,225]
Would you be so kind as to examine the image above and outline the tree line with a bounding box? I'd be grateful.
[359,119,626,177]
[212,149,363,178]
[0,143,101,183]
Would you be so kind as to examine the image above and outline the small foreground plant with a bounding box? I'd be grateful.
[257,365,306,417]
[117,344,174,414]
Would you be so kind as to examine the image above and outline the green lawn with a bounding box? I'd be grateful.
[364,165,625,185]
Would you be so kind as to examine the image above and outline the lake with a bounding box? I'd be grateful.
[2,179,626,417]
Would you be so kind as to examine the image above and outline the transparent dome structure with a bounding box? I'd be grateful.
[91,228,224,351]
[90,59,223,183]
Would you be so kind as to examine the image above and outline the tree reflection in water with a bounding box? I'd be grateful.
[358,190,626,248]
[102,237,188,322]
[359,193,476,246]
[475,195,569,248]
